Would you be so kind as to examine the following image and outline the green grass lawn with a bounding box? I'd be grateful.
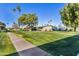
[14,31,78,46]
[14,30,79,56]
[0,32,18,56]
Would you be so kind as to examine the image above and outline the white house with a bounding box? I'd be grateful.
[58,24,67,31]
[76,27,79,32]
[21,25,31,31]
[41,25,53,31]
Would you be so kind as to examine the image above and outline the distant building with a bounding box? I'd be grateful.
[37,25,53,31]
[37,26,43,31]
[76,27,79,32]
[20,24,53,31]
[12,22,19,30]
[42,25,53,31]
[21,25,31,31]
[58,24,66,31]
[52,26,58,31]
[24,26,31,31]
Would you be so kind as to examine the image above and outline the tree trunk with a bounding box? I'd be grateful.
[18,21,20,28]
[73,27,76,32]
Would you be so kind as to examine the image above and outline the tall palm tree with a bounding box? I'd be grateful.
[16,5,21,13]
[12,5,21,13]
[12,5,21,27]
[12,8,16,12]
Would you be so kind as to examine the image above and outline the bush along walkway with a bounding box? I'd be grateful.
[7,32,50,56]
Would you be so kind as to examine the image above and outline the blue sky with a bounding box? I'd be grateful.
[0,3,65,27]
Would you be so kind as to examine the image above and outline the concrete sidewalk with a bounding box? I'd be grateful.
[7,32,50,56]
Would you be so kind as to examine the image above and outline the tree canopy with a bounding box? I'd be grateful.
[0,22,6,27]
[60,3,79,31]
[12,5,21,13]
[18,13,38,27]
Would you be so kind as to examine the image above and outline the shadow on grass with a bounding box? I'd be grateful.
[38,34,79,56]
[6,52,19,56]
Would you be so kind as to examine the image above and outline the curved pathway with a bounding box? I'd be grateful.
[7,32,50,56]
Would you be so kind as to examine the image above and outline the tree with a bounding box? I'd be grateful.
[12,5,21,27]
[12,8,16,12]
[18,13,38,28]
[0,22,6,26]
[60,3,79,31]
[0,22,6,30]
[16,5,21,12]
[12,5,21,13]
[12,22,19,30]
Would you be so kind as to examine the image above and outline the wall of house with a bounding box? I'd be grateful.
[41,26,52,31]
[76,27,79,32]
